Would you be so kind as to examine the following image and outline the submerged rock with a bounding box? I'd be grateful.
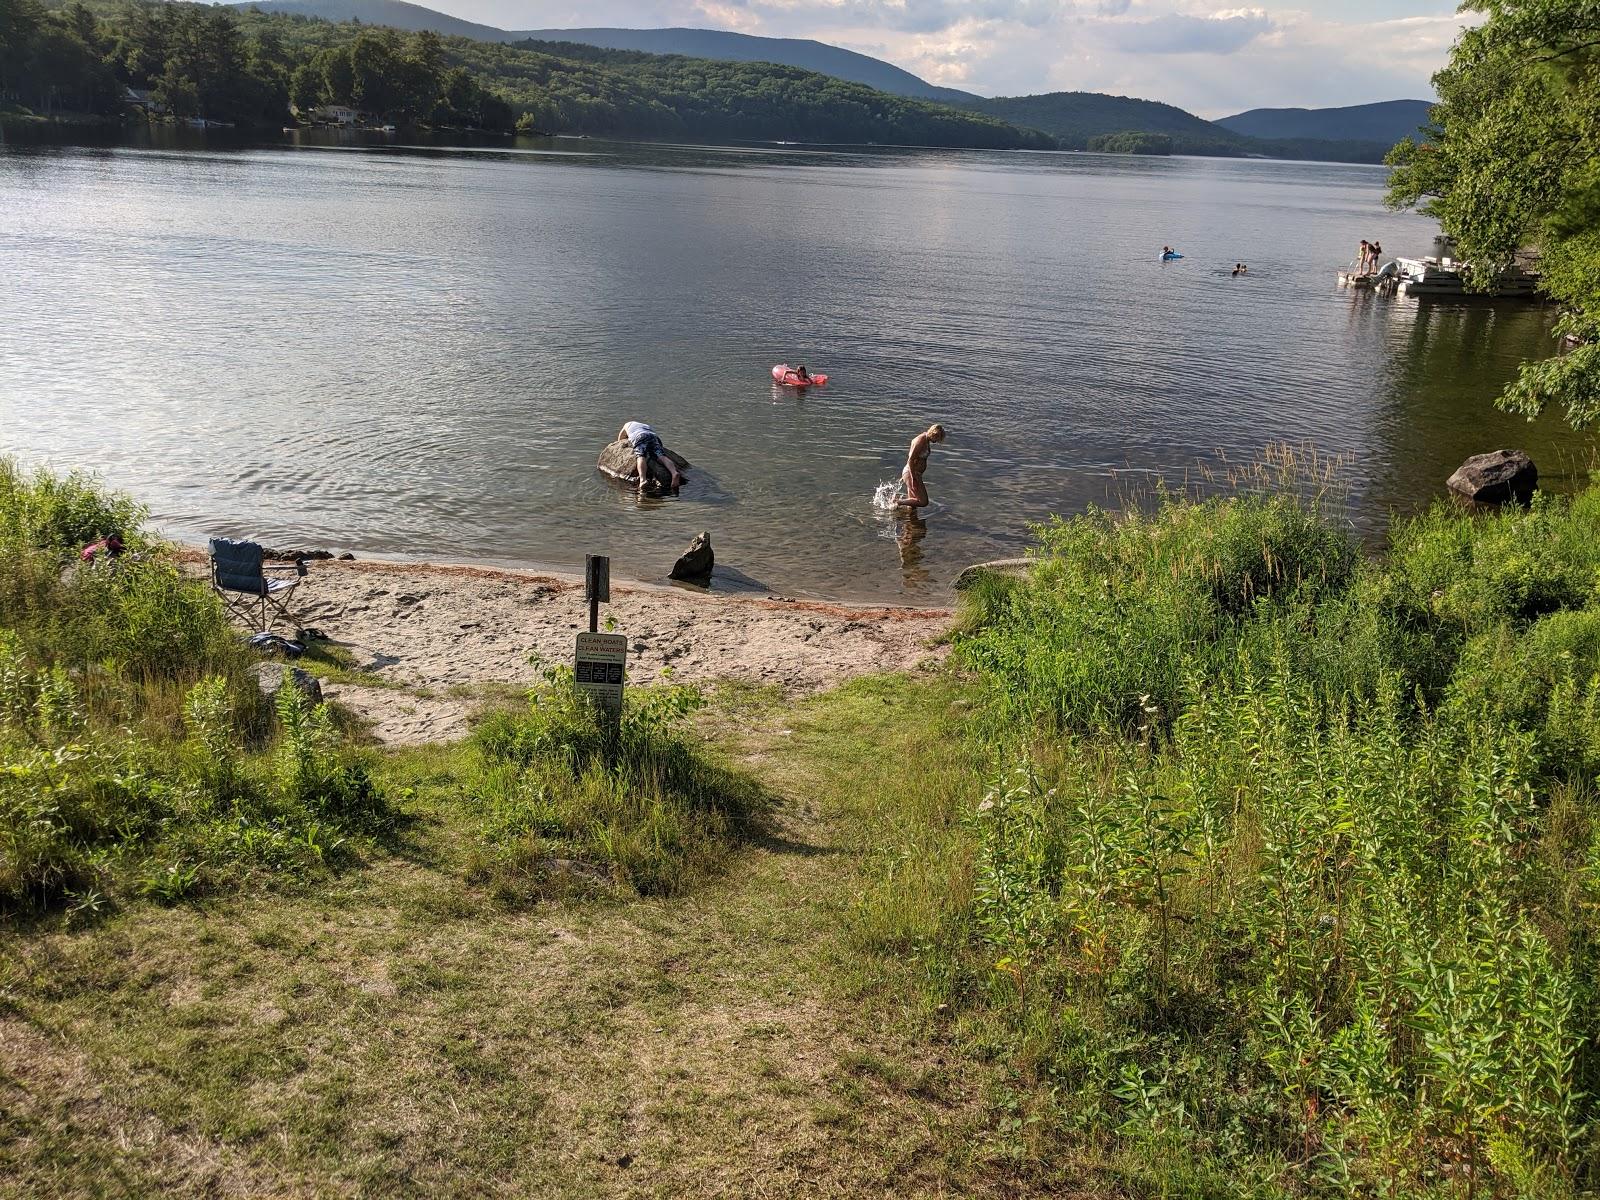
[1447,449,1537,505]
[596,440,691,492]
[669,532,715,582]
[251,661,323,705]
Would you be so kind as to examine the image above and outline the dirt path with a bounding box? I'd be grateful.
[0,694,1007,1199]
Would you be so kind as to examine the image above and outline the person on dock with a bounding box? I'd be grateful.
[1357,239,1371,273]
[900,424,946,510]
[617,420,683,496]
[1369,240,1383,271]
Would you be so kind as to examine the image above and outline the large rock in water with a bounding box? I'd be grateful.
[669,532,714,582]
[1447,449,1538,505]
[596,440,692,492]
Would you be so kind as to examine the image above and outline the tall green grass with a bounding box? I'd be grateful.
[879,483,1600,1195]
[467,665,766,903]
[0,459,393,914]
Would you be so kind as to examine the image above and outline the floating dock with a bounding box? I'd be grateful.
[1337,236,1541,300]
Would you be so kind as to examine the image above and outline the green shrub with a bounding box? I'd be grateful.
[957,492,1357,733]
[918,481,1600,1194]
[0,456,145,553]
[0,464,389,913]
[1389,492,1600,631]
[468,668,761,901]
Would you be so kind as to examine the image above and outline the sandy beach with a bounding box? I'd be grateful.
[206,555,954,745]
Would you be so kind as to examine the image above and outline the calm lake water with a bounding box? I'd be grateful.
[0,131,1584,601]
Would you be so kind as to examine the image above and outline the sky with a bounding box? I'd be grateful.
[426,0,1473,115]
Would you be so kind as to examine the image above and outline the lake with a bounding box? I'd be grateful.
[0,130,1584,602]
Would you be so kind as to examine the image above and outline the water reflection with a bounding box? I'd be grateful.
[896,509,930,585]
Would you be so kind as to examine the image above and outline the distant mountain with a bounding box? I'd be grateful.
[1216,100,1434,146]
[961,91,1248,155]
[232,0,973,102]
[227,0,1418,163]
[232,0,510,41]
[512,28,975,103]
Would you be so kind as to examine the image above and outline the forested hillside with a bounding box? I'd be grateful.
[963,90,1248,155]
[957,90,1410,162]
[510,27,974,103]
[1219,99,1434,144]
[0,0,1049,147]
[231,0,976,102]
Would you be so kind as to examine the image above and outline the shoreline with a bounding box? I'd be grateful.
[179,548,954,745]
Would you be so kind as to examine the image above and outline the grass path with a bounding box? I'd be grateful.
[1,677,1024,1198]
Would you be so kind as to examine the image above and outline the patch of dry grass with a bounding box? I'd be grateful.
[0,676,1054,1198]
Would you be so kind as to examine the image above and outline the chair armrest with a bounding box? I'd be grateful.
[263,561,308,579]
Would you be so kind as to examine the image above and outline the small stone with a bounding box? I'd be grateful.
[1446,449,1537,505]
[669,531,714,582]
[338,552,355,561]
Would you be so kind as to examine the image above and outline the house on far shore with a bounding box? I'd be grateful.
[123,86,165,116]
[310,105,362,127]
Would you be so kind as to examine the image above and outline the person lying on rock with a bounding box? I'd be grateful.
[617,420,684,496]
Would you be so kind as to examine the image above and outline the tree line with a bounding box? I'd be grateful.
[0,0,1051,148]
[0,0,511,127]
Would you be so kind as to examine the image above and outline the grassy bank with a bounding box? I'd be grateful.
[849,483,1600,1196]
[0,460,753,918]
[10,456,1600,1195]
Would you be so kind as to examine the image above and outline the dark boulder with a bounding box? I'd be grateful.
[669,532,714,582]
[1447,450,1538,505]
[597,440,691,492]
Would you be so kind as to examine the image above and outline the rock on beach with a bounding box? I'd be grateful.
[669,532,714,582]
[251,662,323,705]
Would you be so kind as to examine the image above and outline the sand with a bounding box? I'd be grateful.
[242,557,952,745]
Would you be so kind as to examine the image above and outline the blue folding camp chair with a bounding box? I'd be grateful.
[209,538,306,634]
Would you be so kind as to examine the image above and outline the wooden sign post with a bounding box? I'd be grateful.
[578,554,623,729]
[585,554,610,634]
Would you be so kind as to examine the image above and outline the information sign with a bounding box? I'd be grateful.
[574,631,627,723]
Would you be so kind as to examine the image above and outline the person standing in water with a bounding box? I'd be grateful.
[900,424,946,509]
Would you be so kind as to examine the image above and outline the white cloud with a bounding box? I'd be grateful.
[444,0,1472,111]
[1096,9,1272,55]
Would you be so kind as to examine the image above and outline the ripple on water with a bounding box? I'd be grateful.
[0,141,1580,601]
